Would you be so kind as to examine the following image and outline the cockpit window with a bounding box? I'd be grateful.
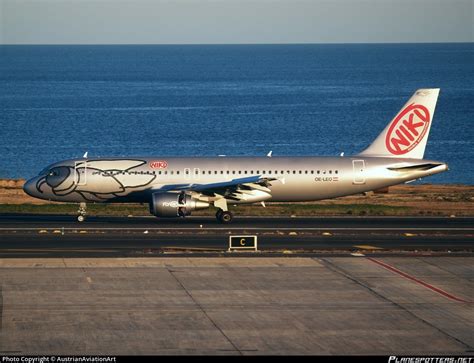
[45,166,72,188]
[39,167,50,176]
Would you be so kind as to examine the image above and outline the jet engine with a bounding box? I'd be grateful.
[150,192,210,218]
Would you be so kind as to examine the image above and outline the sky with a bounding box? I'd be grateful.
[0,0,473,44]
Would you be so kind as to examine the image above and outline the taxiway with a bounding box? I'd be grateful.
[0,215,472,257]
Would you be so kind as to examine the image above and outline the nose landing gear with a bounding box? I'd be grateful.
[77,202,87,222]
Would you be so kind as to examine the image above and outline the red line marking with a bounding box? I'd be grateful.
[367,257,472,304]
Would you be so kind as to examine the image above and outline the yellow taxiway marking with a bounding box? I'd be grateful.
[353,245,383,250]
[404,233,417,237]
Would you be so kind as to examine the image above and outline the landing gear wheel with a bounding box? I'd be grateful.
[218,211,233,224]
[77,202,87,223]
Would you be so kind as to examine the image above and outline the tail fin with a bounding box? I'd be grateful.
[359,89,440,159]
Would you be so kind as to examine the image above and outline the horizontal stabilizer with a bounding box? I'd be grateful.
[388,163,444,172]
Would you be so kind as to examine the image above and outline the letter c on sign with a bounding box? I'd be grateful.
[240,238,246,246]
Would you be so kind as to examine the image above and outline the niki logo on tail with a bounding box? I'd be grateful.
[360,89,439,159]
[385,103,431,155]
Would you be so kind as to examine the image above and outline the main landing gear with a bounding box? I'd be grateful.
[216,209,233,224]
[77,202,87,222]
[214,198,233,223]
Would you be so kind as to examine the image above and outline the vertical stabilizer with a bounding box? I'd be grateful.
[359,89,440,159]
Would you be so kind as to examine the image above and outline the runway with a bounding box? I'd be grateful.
[0,215,472,257]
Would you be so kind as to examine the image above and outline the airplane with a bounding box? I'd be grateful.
[23,89,448,223]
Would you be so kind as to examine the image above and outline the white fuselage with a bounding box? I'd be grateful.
[23,156,448,204]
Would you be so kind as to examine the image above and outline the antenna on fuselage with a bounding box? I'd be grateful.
[340,152,344,157]
[267,151,272,157]
[83,151,88,158]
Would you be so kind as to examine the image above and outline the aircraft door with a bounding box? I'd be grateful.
[352,160,365,184]
[74,161,87,186]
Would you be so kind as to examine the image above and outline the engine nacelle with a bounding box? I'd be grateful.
[150,192,210,218]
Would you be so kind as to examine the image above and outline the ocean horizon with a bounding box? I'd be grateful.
[1,43,473,184]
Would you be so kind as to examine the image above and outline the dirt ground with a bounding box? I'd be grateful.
[1,179,472,216]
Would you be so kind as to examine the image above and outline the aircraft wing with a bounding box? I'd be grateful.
[152,175,277,202]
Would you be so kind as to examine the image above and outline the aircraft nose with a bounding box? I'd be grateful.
[23,177,40,197]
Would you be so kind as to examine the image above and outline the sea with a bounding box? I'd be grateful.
[0,43,473,184]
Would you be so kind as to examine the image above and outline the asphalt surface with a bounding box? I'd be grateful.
[0,214,472,257]
[1,214,473,228]
[2,256,472,354]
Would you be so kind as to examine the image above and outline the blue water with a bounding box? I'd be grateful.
[0,44,473,184]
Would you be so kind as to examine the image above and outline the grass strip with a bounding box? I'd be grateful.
[0,203,413,216]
